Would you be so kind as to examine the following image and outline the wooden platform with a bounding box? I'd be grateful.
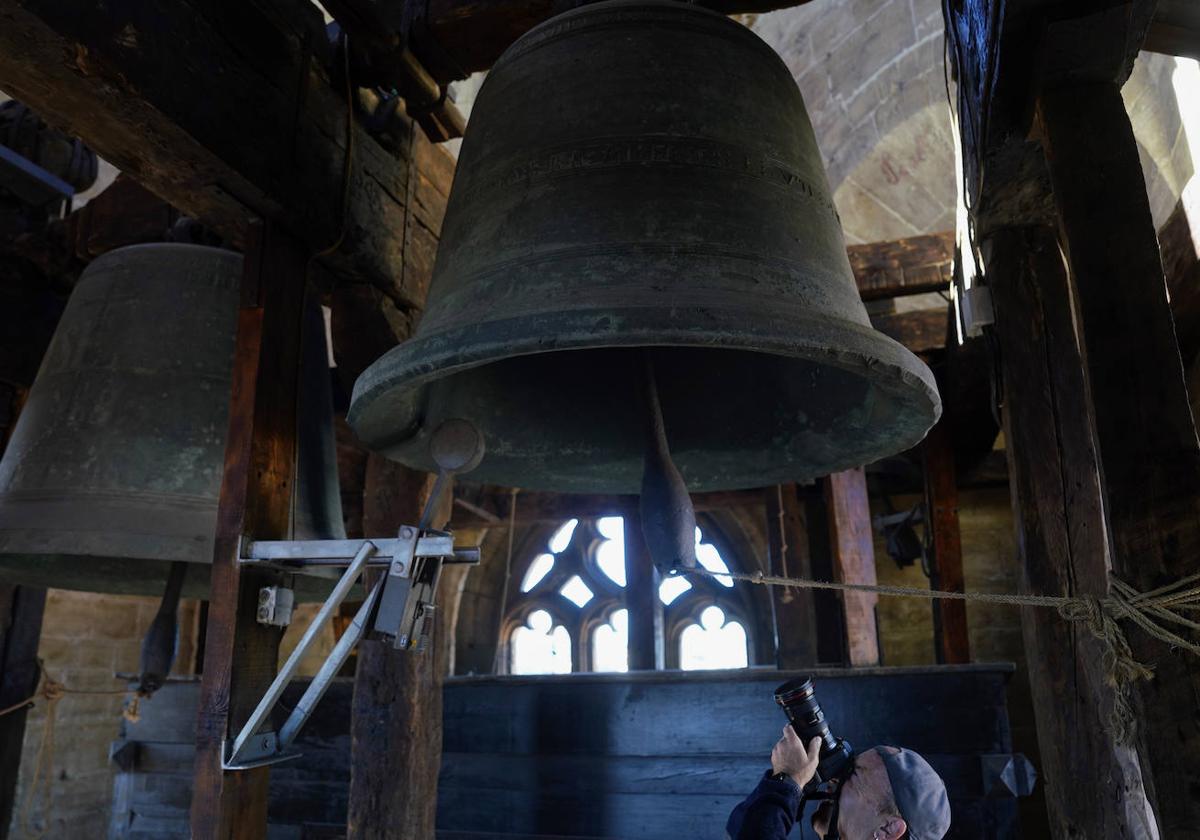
[108,665,1027,839]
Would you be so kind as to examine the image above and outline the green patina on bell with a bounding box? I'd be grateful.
[349,0,940,493]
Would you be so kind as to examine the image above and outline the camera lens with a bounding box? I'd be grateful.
[774,676,854,785]
[774,677,837,753]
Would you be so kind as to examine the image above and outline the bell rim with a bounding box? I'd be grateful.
[348,306,942,467]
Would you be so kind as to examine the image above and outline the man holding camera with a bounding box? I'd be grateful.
[726,726,951,840]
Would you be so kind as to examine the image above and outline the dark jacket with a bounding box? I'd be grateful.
[725,770,803,839]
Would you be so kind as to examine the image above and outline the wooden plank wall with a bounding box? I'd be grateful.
[109,667,1024,839]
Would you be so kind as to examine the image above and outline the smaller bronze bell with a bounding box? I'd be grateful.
[0,244,345,599]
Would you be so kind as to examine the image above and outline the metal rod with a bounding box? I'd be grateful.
[227,541,376,763]
[243,535,454,561]
[239,547,479,570]
[279,575,384,748]
[418,469,451,531]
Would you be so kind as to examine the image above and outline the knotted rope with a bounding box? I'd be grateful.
[682,566,1200,744]
[0,661,135,839]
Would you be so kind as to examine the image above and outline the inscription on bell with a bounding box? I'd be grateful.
[480,137,835,213]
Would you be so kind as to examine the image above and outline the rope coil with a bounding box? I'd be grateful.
[682,566,1200,743]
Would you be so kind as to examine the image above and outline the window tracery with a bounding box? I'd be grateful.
[503,516,758,673]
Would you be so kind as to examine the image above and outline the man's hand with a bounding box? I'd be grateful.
[770,726,822,790]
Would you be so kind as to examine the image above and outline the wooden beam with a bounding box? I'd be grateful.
[868,307,949,355]
[624,511,662,671]
[922,419,969,664]
[1160,197,1200,368]
[943,2,1156,237]
[822,469,879,666]
[412,0,817,81]
[0,584,46,838]
[986,224,1150,837]
[1040,77,1200,834]
[62,174,178,261]
[348,456,449,840]
[764,485,819,668]
[1145,0,1200,59]
[0,0,446,305]
[849,231,953,301]
[191,224,307,839]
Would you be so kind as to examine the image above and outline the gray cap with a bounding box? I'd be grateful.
[877,747,951,840]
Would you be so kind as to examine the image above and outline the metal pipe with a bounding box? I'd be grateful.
[279,576,384,748]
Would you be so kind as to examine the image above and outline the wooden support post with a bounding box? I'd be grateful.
[922,420,970,664]
[347,455,451,840]
[624,510,662,671]
[987,224,1152,837]
[764,485,818,668]
[0,584,46,838]
[191,224,308,839]
[823,469,879,666]
[1039,79,1200,833]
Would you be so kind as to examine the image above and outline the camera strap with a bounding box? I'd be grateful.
[800,776,846,840]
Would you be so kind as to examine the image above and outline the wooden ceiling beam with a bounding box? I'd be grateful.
[849,231,954,301]
[1144,0,1200,60]
[0,0,445,308]
[412,0,817,81]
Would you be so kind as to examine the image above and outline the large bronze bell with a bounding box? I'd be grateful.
[349,0,941,493]
[0,244,345,598]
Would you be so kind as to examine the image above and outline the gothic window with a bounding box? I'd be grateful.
[503,516,756,674]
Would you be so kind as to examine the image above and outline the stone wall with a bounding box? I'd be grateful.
[7,590,199,838]
[6,587,340,839]
[752,0,1194,243]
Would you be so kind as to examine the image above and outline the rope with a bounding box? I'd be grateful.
[0,661,133,839]
[681,566,1200,744]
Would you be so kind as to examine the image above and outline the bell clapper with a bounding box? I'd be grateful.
[135,560,188,697]
[639,351,698,578]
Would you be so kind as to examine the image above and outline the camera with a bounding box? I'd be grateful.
[774,676,854,787]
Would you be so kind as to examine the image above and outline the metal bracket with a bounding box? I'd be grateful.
[224,730,302,770]
[256,586,295,627]
[224,530,477,770]
[225,419,485,770]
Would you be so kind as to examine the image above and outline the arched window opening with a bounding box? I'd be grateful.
[591,609,629,673]
[502,516,756,674]
[679,605,749,670]
[595,516,626,586]
[511,609,572,674]
[521,553,555,592]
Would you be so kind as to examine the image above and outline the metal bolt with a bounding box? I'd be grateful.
[401,526,414,539]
